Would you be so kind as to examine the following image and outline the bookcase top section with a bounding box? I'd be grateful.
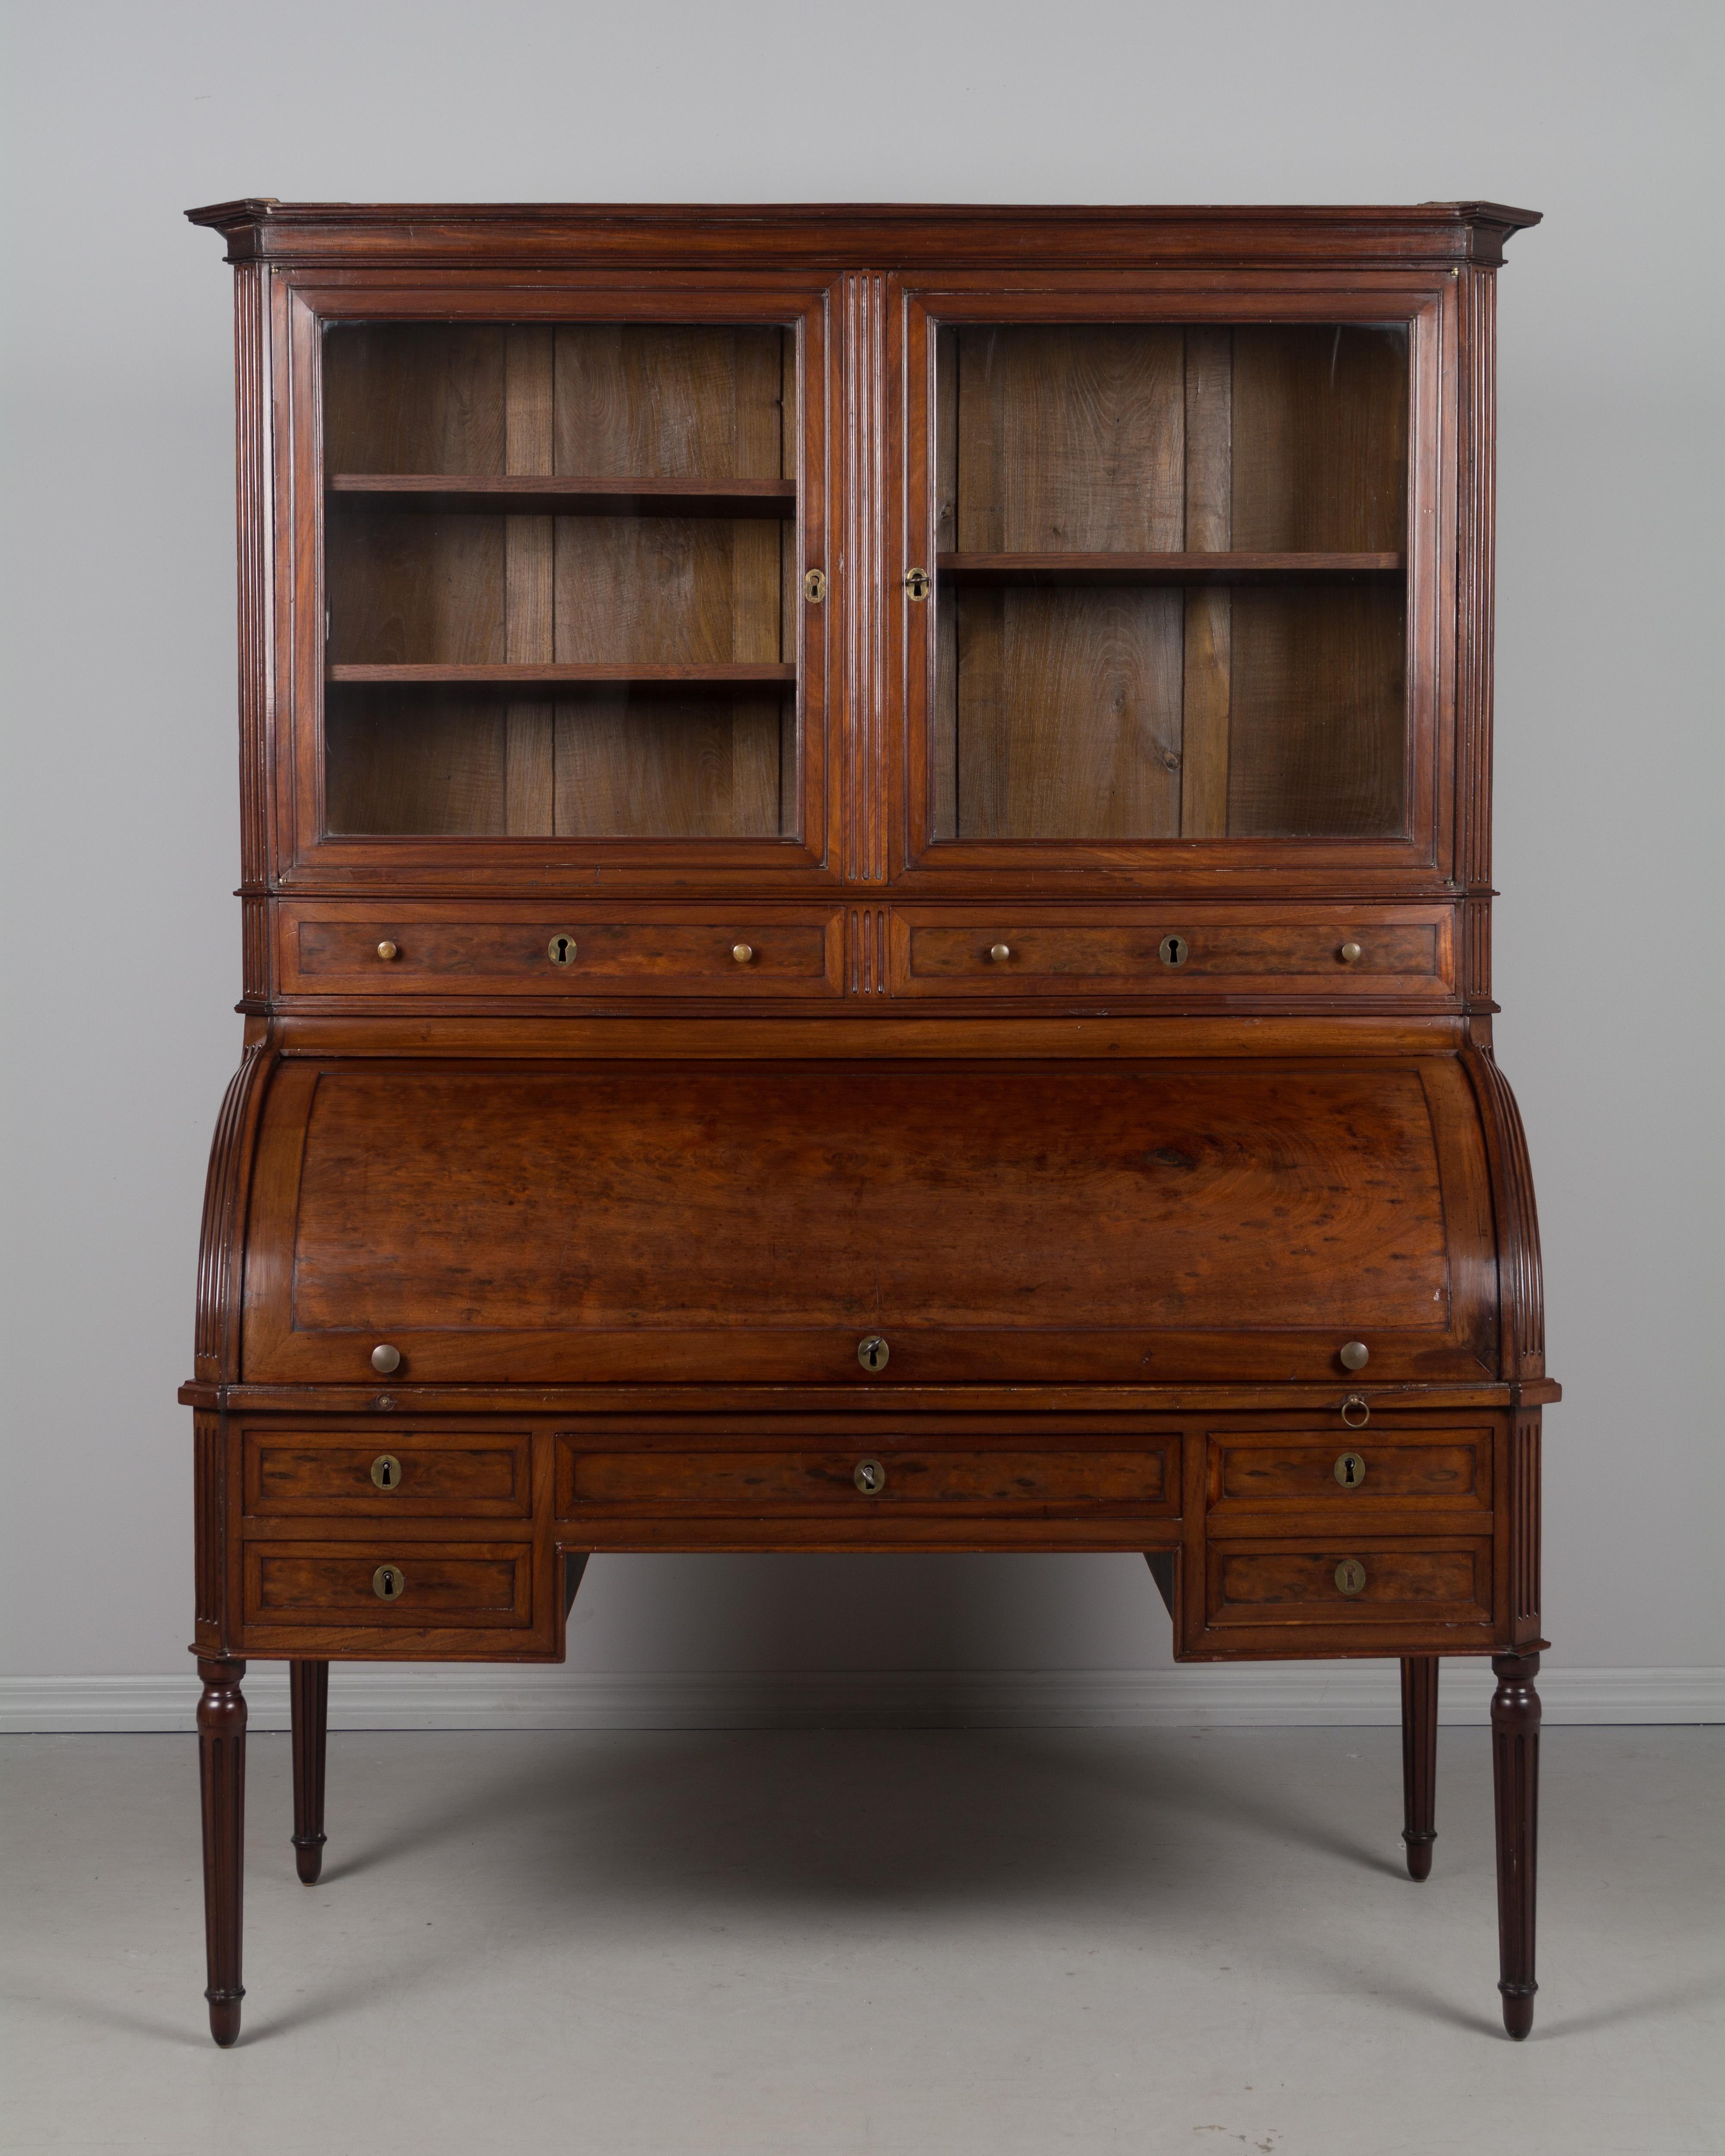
[185,200,1543,271]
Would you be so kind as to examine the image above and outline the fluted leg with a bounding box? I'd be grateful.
[1490,1650,1541,2038]
[1399,1656,1439,1881]
[196,1657,247,2046]
[289,1660,329,1884]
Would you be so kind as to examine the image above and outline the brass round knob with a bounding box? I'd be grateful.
[372,1564,406,1601]
[731,943,754,965]
[1338,941,1364,965]
[1340,1395,1371,1429]
[1334,1558,1367,1597]
[1334,1451,1367,1490]
[370,1344,401,1375]
[370,1454,403,1491]
[376,940,399,962]
[987,943,1012,963]
[857,1334,890,1373]
[853,1458,886,1495]
[1339,1340,1370,1371]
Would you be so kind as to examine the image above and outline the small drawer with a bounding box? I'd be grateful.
[1204,1538,1492,1630]
[243,1542,534,1628]
[1205,1426,1491,1529]
[280,904,845,999]
[558,1442,1173,1514]
[242,1430,531,1517]
[889,906,1454,1001]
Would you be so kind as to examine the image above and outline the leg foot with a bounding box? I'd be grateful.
[197,1656,247,2046]
[1400,1656,1439,1881]
[1491,1649,1541,2039]
[289,1660,329,1885]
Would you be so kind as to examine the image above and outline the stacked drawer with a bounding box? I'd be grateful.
[1187,1407,1500,1655]
[236,1428,555,1656]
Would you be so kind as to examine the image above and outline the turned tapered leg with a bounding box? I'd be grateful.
[196,1656,247,2046]
[1491,1650,1541,2039]
[1399,1656,1439,1881]
[289,1659,329,1884]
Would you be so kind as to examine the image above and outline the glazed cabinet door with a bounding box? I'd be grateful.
[888,274,1457,889]
[277,275,837,885]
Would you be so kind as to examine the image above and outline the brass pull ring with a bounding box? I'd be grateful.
[1340,1395,1371,1429]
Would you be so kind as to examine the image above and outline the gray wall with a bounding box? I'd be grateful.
[2,0,1719,1693]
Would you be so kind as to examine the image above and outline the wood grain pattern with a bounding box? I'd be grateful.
[504,326,555,834]
[247,1545,532,1625]
[953,588,1183,838]
[325,509,505,664]
[1207,1540,1491,1623]
[324,690,507,834]
[560,1446,1171,1510]
[323,326,505,473]
[245,1432,531,1516]
[1173,345,1228,831]
[551,695,784,837]
[265,1060,1462,1351]
[1231,325,1409,550]
[954,326,1185,551]
[1226,584,1406,836]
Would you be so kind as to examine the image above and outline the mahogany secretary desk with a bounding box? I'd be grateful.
[182,199,1552,2046]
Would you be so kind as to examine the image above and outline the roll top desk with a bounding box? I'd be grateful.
[182,199,1551,2046]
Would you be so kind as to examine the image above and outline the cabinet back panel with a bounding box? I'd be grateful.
[952,587,1184,839]
[950,326,1186,552]
[323,326,507,474]
[1230,326,1408,552]
[324,692,508,835]
[1226,586,1407,837]
[551,695,786,837]
[552,326,784,478]
[326,509,508,665]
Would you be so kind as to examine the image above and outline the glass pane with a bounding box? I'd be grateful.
[320,322,800,839]
[929,323,1408,842]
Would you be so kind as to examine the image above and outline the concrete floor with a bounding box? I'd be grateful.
[0,1727,1718,2156]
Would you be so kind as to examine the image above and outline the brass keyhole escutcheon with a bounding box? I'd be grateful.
[857,1334,890,1373]
[370,1454,403,1492]
[1158,934,1189,968]
[1338,941,1364,965]
[1340,1395,1371,1429]
[903,567,931,601]
[547,933,579,967]
[854,1458,886,1495]
[373,1564,406,1601]
[803,567,827,604]
[370,1344,401,1376]
[1334,1558,1367,1597]
[1334,1451,1367,1490]
[1339,1340,1370,1372]
[376,940,399,962]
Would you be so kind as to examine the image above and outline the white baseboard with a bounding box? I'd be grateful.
[1,1664,1719,1735]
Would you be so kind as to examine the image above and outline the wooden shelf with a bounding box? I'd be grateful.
[327,474,797,519]
[327,663,797,695]
[935,551,1404,587]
